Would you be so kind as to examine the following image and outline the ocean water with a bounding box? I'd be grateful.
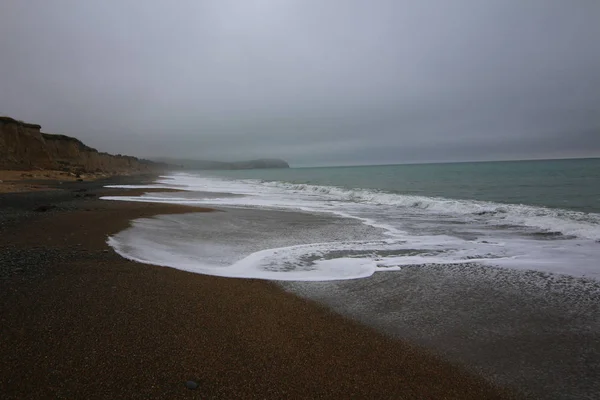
[103,158,600,281]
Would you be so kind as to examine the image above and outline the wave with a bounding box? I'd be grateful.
[105,174,600,241]
[258,181,600,241]
[103,173,600,281]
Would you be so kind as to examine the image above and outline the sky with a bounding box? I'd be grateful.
[1,0,599,167]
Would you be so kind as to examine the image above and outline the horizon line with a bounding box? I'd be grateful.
[290,155,600,169]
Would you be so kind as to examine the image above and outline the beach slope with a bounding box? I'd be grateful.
[0,178,514,399]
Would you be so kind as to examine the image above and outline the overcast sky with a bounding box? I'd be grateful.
[1,0,599,166]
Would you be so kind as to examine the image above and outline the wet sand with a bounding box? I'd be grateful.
[283,265,600,399]
[107,202,600,399]
[0,177,515,399]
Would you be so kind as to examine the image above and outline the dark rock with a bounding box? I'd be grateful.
[185,380,199,390]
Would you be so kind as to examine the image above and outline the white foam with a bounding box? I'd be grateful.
[103,172,600,281]
[109,233,401,281]
[103,173,600,241]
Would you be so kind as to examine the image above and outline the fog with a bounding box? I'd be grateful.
[1,0,599,166]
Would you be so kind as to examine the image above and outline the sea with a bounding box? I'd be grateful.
[103,158,600,281]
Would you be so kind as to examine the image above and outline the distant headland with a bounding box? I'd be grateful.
[151,157,290,170]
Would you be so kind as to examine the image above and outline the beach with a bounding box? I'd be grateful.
[3,1,597,396]
[0,176,514,399]
[100,167,600,400]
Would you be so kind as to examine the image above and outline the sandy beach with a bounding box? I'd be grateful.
[0,170,117,194]
[0,176,515,399]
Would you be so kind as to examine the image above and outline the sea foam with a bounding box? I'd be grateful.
[103,172,600,281]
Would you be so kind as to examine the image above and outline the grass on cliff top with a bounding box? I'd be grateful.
[0,116,42,129]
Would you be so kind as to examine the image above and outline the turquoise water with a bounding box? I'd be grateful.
[204,158,600,213]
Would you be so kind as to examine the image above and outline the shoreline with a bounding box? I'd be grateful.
[0,176,516,399]
[0,170,158,194]
[103,188,600,399]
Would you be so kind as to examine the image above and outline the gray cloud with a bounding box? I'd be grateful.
[1,0,599,166]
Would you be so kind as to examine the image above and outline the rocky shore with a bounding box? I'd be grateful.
[0,177,517,399]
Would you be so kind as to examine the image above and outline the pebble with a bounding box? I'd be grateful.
[34,205,57,212]
[185,380,199,390]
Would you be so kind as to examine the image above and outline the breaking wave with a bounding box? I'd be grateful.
[103,173,600,281]
[250,180,600,240]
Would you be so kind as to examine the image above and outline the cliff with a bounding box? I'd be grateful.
[0,116,162,173]
[153,157,290,170]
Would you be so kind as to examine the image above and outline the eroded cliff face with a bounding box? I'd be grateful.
[0,117,160,173]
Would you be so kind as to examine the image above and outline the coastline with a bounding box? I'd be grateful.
[0,176,515,399]
[0,170,161,194]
